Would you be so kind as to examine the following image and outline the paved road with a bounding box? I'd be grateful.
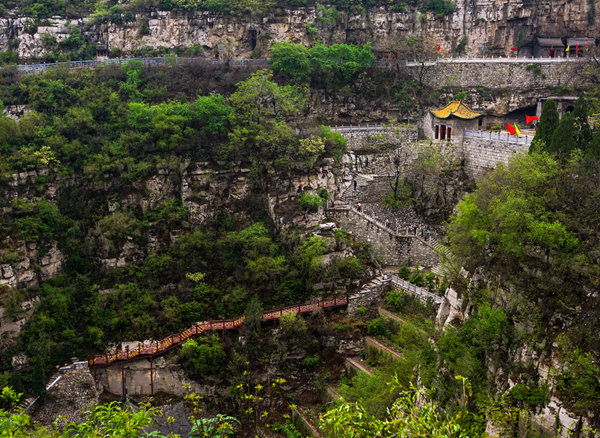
[6,55,583,74]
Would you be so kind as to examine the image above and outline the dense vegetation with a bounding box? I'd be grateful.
[0,54,375,402]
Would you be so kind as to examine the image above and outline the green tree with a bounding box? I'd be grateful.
[269,41,311,82]
[531,98,559,151]
[32,357,46,400]
[193,94,234,135]
[228,69,304,125]
[179,336,226,376]
[549,112,578,157]
[309,42,374,87]
[573,97,592,149]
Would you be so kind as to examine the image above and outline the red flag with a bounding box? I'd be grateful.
[511,47,517,51]
[437,44,441,51]
[526,115,539,125]
[506,123,516,135]
[576,44,579,51]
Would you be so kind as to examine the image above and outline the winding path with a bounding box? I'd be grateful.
[87,296,348,368]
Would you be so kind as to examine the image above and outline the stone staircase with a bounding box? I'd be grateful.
[429,239,467,280]
[16,396,37,411]
[15,370,63,412]
[340,173,376,203]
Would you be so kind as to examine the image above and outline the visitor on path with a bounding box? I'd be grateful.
[357,203,362,212]
[353,180,357,190]
[425,229,430,240]
[385,219,390,228]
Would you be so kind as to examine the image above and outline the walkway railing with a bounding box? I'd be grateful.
[464,129,533,145]
[7,54,583,75]
[330,124,417,133]
[12,56,269,73]
[401,56,584,67]
[88,295,347,367]
[388,274,443,305]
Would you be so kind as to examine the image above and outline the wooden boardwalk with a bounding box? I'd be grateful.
[88,296,347,368]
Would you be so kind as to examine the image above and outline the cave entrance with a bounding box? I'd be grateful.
[248,30,257,50]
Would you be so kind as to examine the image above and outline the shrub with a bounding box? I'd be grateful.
[279,312,307,339]
[301,355,320,367]
[508,383,549,411]
[179,336,226,376]
[367,317,390,337]
[298,193,324,212]
[386,289,410,312]
[526,63,542,75]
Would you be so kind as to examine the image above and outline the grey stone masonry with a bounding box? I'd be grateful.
[409,59,580,90]
[347,277,390,314]
[463,136,530,178]
[325,203,438,268]
[332,126,418,153]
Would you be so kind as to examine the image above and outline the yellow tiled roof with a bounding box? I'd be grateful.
[430,101,484,120]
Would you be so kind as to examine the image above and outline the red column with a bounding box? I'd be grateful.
[150,356,154,396]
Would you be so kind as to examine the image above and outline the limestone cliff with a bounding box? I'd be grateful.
[0,0,598,60]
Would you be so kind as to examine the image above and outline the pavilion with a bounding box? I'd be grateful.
[423,101,485,144]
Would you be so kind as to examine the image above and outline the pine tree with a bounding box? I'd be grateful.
[573,97,592,149]
[586,130,600,157]
[549,112,578,157]
[532,98,559,152]
[32,357,46,400]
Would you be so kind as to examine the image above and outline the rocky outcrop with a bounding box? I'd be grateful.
[0,242,64,289]
[1,0,599,60]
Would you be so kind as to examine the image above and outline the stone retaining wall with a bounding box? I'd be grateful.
[339,126,531,180]
[347,280,391,314]
[93,356,226,396]
[341,128,418,153]
[413,60,578,90]
[325,207,439,268]
[463,136,530,178]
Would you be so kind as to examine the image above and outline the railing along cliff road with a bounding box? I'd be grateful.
[6,55,584,74]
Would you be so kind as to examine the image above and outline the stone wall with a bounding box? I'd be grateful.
[340,126,531,180]
[414,60,579,91]
[462,136,530,178]
[93,356,226,397]
[325,207,438,268]
[347,280,390,314]
[338,127,418,153]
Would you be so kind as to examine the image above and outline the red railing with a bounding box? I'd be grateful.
[88,295,347,367]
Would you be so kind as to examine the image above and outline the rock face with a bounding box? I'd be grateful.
[1,0,599,60]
